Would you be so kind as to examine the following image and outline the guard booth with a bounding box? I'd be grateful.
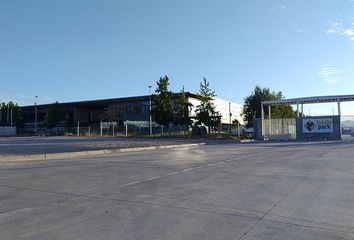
[256,95,354,141]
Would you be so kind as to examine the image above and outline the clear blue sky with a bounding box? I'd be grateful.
[1,0,354,113]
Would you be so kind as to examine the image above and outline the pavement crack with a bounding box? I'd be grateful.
[238,156,323,239]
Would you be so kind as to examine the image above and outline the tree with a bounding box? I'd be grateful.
[151,76,173,133]
[173,87,193,132]
[232,119,241,128]
[243,86,296,128]
[195,78,221,132]
[46,102,61,128]
[0,101,22,127]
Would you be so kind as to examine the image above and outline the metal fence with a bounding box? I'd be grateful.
[262,118,297,140]
[257,116,354,140]
[0,126,16,136]
[18,121,191,137]
[341,115,354,138]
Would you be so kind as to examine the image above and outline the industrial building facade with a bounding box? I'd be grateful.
[20,92,243,133]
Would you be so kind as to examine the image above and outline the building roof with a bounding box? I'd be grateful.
[21,92,202,108]
[262,94,354,106]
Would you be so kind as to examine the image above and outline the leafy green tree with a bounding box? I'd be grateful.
[151,76,173,132]
[0,101,22,127]
[173,87,193,131]
[0,102,8,125]
[195,78,221,132]
[46,102,61,128]
[232,119,241,128]
[243,86,296,128]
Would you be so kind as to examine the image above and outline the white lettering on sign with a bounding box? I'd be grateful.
[303,118,334,133]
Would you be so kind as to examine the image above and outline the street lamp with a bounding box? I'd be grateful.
[148,85,152,136]
[229,102,232,135]
[34,96,38,134]
[7,102,10,126]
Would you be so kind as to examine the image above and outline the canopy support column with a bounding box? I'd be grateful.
[268,105,272,136]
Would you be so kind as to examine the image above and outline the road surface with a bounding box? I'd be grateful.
[1,141,354,239]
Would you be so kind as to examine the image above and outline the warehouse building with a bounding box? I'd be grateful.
[20,92,243,134]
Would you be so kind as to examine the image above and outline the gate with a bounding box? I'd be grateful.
[341,115,354,139]
[263,118,296,140]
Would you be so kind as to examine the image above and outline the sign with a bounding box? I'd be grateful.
[100,122,118,129]
[303,118,334,133]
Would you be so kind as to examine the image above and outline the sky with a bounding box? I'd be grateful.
[1,0,354,114]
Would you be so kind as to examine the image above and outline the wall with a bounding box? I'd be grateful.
[255,116,341,141]
[296,116,341,140]
[253,118,263,140]
[188,97,244,125]
[0,127,16,136]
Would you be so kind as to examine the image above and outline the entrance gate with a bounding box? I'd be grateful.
[263,118,296,140]
[341,115,354,139]
[258,94,354,141]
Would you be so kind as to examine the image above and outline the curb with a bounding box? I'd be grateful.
[238,139,255,143]
[0,143,206,162]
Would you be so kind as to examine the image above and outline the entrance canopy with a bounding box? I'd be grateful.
[261,94,354,118]
[262,94,354,106]
[258,94,354,141]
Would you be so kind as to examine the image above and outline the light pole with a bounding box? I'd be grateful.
[229,102,232,135]
[148,86,152,136]
[10,107,13,127]
[7,102,10,125]
[34,96,38,134]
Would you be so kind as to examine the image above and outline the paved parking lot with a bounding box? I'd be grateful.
[1,140,354,239]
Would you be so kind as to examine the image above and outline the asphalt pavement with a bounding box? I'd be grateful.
[0,136,202,155]
[1,140,354,239]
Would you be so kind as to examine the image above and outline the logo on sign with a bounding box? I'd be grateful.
[304,120,317,132]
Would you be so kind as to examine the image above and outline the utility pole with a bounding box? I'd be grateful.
[149,85,152,136]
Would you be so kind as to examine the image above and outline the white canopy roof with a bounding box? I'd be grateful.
[262,94,354,106]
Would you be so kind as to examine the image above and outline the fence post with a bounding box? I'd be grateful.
[125,124,128,137]
[88,126,91,135]
[100,121,103,137]
[112,125,115,137]
[77,121,80,136]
